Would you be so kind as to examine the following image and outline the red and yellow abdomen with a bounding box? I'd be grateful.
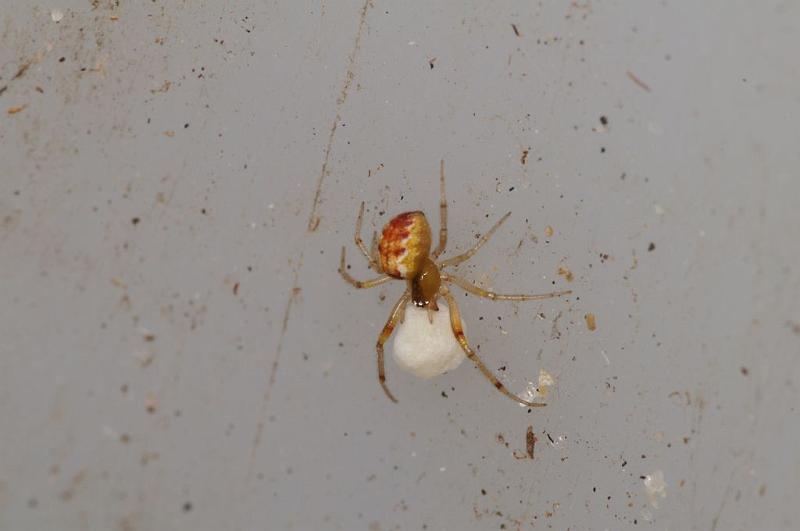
[378,211,432,278]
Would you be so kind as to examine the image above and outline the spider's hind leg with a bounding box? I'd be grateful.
[339,247,392,289]
[431,159,448,259]
[442,273,572,301]
[354,202,382,271]
[438,211,511,268]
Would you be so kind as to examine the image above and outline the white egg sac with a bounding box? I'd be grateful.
[391,303,466,379]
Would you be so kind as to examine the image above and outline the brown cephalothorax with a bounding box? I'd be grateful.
[339,160,573,407]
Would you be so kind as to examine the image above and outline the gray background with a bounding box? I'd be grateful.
[1,1,799,530]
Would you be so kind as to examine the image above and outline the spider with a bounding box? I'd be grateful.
[339,161,572,407]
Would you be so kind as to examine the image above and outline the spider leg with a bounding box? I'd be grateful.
[370,230,380,266]
[431,159,448,259]
[438,211,511,268]
[442,273,572,301]
[376,291,410,403]
[339,247,393,288]
[440,286,546,408]
[354,202,382,271]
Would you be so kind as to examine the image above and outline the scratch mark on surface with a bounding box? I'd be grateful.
[626,70,652,92]
[246,255,303,481]
[550,310,563,340]
[710,469,736,531]
[307,0,374,232]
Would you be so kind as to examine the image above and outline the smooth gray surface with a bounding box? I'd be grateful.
[2,1,799,530]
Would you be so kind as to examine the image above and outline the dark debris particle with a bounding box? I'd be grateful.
[59,57,65,62]
[600,115,608,126]
[182,502,193,513]
[184,123,189,129]
[740,366,749,376]
[131,217,140,225]
[648,242,656,252]
[441,391,448,398]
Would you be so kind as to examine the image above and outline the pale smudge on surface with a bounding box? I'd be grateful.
[643,469,667,508]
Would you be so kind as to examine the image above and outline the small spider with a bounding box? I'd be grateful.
[339,161,572,407]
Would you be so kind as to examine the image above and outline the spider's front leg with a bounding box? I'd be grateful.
[439,286,546,408]
[375,292,411,403]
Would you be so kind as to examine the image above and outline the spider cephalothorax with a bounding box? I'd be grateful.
[339,160,572,407]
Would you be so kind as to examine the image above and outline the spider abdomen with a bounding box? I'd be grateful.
[378,211,432,278]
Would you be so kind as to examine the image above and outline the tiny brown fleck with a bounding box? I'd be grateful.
[557,266,574,282]
[526,425,536,459]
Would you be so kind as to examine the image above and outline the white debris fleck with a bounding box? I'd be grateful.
[517,369,555,406]
[391,303,465,379]
[643,469,667,508]
[51,9,64,22]
[518,380,539,406]
[653,203,666,215]
[538,369,555,390]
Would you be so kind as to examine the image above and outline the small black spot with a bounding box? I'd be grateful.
[182,502,193,513]
[441,390,448,398]
[648,242,656,252]
[131,217,140,225]
[600,115,608,126]
[59,57,65,62]
[184,123,190,129]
